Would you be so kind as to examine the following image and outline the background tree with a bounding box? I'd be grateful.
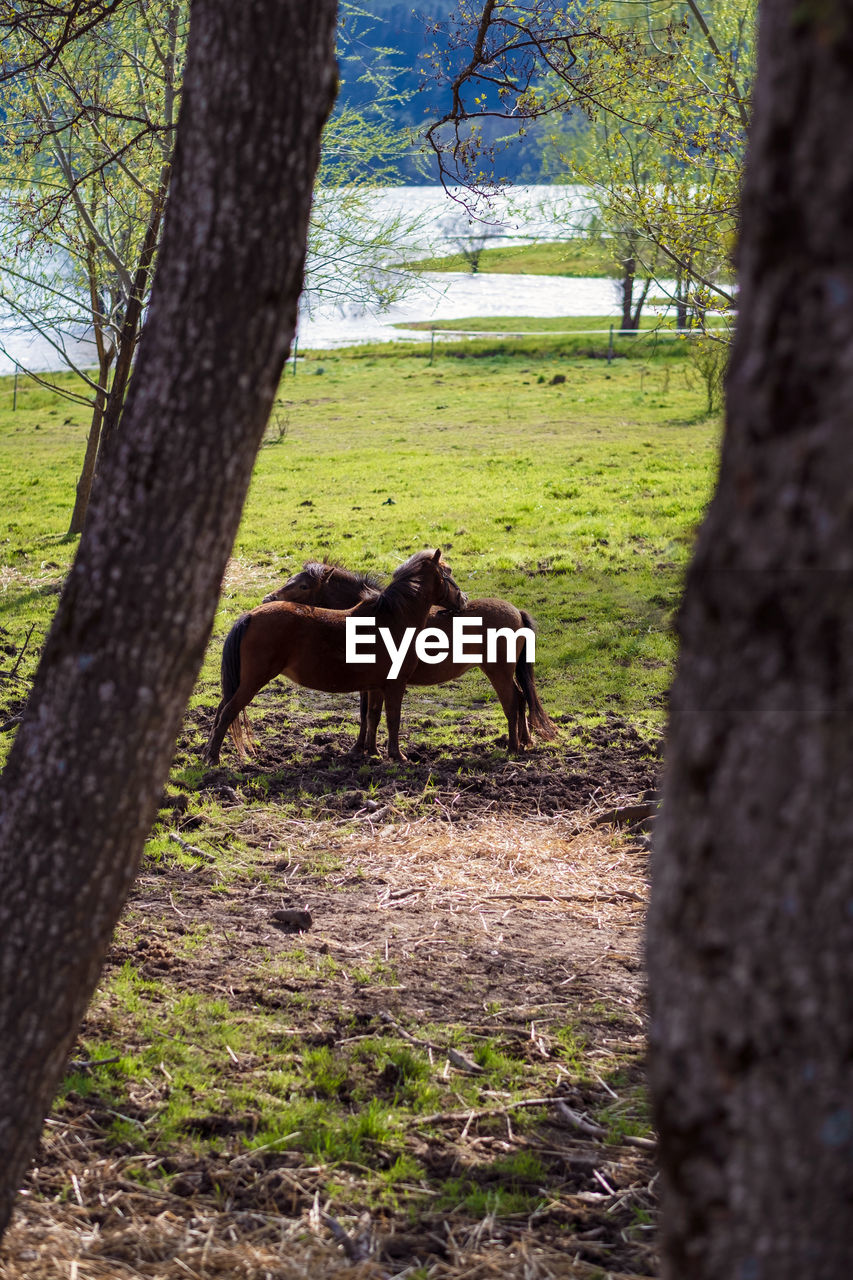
[0,2,129,81]
[303,87,427,313]
[0,0,187,534]
[426,0,753,334]
[648,0,853,1274]
[565,1,751,331]
[0,0,422,535]
[0,0,336,1239]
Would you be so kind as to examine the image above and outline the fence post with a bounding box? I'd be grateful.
[607,325,614,365]
[429,326,435,366]
[13,367,18,411]
[292,334,298,376]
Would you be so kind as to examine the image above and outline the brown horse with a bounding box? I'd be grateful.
[204,550,463,764]
[263,562,381,608]
[264,561,558,752]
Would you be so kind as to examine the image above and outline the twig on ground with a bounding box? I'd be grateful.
[68,1056,121,1070]
[409,1094,566,1127]
[554,1100,608,1139]
[379,1011,483,1073]
[10,623,36,676]
[592,802,656,828]
[168,832,216,862]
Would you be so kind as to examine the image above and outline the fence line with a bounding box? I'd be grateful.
[416,327,724,338]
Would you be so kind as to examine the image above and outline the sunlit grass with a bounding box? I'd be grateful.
[0,333,719,761]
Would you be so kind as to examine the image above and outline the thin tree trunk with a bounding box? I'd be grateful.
[675,270,689,329]
[67,357,111,537]
[68,257,114,537]
[630,277,652,331]
[0,0,336,1241]
[649,4,853,1276]
[621,255,635,331]
[96,182,167,467]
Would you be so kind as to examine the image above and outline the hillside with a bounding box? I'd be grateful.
[337,2,557,182]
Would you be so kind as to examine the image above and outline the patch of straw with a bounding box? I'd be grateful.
[261,804,648,929]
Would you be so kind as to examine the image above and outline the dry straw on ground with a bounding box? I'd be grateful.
[0,797,654,1280]
[1,1194,655,1280]
[238,797,650,930]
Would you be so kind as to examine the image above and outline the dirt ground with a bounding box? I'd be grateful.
[1,708,661,1280]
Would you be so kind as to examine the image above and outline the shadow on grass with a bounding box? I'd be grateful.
[180,707,661,821]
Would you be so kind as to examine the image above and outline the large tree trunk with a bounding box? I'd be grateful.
[649,4,853,1277]
[0,0,336,1240]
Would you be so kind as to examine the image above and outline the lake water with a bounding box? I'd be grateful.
[0,185,622,373]
[298,271,622,348]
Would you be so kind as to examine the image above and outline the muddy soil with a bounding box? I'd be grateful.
[188,694,660,821]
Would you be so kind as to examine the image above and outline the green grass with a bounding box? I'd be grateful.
[61,960,589,1208]
[0,332,719,753]
[0,335,685,1256]
[404,238,622,278]
[401,315,699,345]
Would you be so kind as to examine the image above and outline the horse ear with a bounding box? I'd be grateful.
[322,565,334,581]
[432,548,442,563]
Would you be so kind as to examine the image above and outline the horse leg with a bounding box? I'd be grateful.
[481,663,525,752]
[204,648,277,765]
[514,626,559,742]
[204,698,229,764]
[204,681,259,764]
[349,691,370,756]
[362,691,384,758]
[514,674,532,748]
[383,685,408,761]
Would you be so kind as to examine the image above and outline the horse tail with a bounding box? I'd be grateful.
[516,610,559,742]
[221,614,255,758]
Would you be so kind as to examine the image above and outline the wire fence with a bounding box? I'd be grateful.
[417,325,727,339]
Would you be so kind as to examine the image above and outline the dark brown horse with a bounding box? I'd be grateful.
[264,561,558,752]
[204,550,463,764]
[263,562,382,608]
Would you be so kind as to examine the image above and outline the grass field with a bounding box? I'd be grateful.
[405,239,622,278]
[0,328,720,1278]
[0,325,718,749]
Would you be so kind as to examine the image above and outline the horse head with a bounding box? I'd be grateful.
[431,548,466,612]
[262,561,334,604]
[390,548,465,612]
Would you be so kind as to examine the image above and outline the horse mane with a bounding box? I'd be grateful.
[377,551,443,614]
[301,560,384,592]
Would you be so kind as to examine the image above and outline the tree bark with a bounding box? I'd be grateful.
[67,357,110,537]
[68,255,114,537]
[0,0,336,1241]
[649,4,853,1277]
[675,269,689,330]
[630,277,651,332]
[620,254,635,331]
[96,184,167,469]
